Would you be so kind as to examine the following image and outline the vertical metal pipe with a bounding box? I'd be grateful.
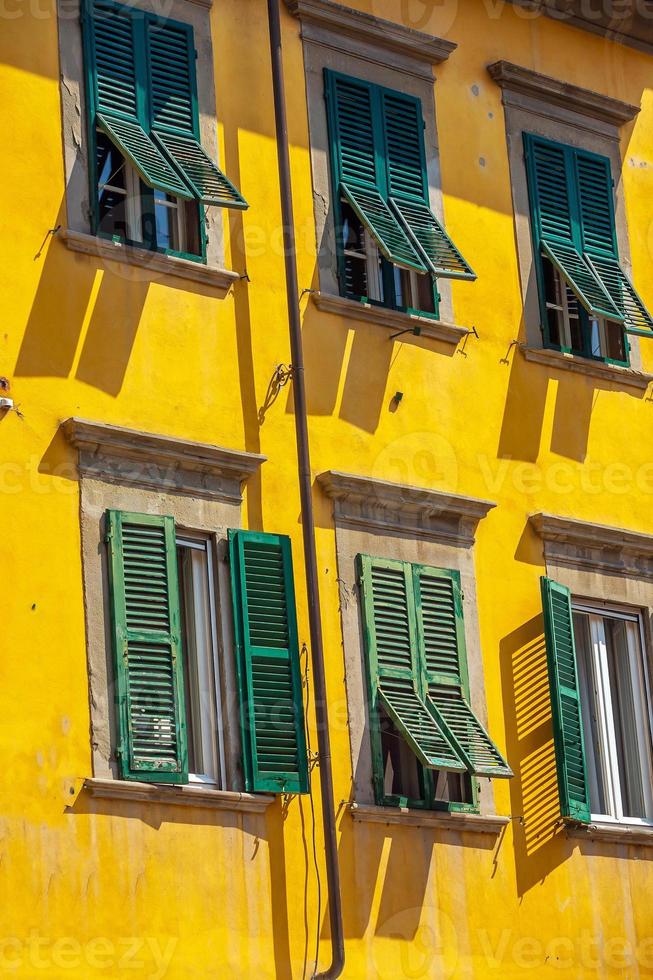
[266,1,345,977]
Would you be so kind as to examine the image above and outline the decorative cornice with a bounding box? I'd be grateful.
[83,778,275,813]
[520,346,653,393]
[63,230,238,296]
[530,512,653,578]
[63,418,266,505]
[349,803,510,834]
[317,471,495,546]
[487,61,640,127]
[312,293,469,348]
[285,0,456,73]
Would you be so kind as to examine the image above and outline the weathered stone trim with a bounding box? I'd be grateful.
[487,61,640,127]
[312,292,469,347]
[83,778,274,813]
[520,345,653,392]
[63,230,239,296]
[566,818,653,847]
[63,418,266,504]
[317,471,495,546]
[349,803,509,834]
[285,0,456,73]
[530,512,653,578]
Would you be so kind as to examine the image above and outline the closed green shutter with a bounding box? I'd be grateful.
[229,530,308,794]
[146,20,248,209]
[415,567,512,778]
[382,91,476,281]
[525,133,653,336]
[540,577,591,823]
[358,556,467,773]
[106,510,188,784]
[84,0,193,199]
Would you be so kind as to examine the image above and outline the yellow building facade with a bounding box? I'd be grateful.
[2,0,653,976]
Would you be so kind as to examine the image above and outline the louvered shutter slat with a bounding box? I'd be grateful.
[97,114,193,199]
[585,255,653,336]
[390,198,476,281]
[541,577,591,823]
[415,568,512,779]
[359,556,466,772]
[341,184,426,273]
[381,90,475,280]
[229,531,308,794]
[576,151,617,256]
[106,511,188,784]
[145,20,248,208]
[541,240,623,321]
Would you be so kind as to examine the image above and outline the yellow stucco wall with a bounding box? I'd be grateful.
[2,0,653,976]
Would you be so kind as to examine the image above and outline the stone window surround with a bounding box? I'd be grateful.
[57,0,232,281]
[63,418,267,807]
[487,60,645,376]
[530,510,653,845]
[287,0,462,332]
[317,470,507,826]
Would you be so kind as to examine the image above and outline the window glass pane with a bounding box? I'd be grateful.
[604,618,649,819]
[182,200,202,257]
[379,704,424,802]
[154,191,181,252]
[177,542,220,782]
[96,130,129,240]
[341,201,369,299]
[573,612,609,815]
[433,769,472,805]
[590,318,602,358]
[604,321,626,362]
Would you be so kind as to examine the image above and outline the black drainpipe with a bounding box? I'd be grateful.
[266,1,345,977]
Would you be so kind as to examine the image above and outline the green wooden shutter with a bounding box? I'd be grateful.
[585,254,653,336]
[415,567,512,779]
[84,0,193,199]
[358,556,466,773]
[524,134,620,322]
[381,90,475,281]
[106,510,188,784]
[146,18,248,209]
[229,530,308,794]
[324,70,426,273]
[540,577,591,823]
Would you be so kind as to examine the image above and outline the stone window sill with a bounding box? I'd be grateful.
[565,818,653,846]
[349,802,509,834]
[312,292,469,347]
[83,777,275,814]
[520,345,653,392]
[63,230,239,296]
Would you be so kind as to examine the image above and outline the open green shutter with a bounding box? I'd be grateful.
[85,0,193,199]
[415,568,512,779]
[525,134,620,321]
[381,90,475,281]
[541,577,591,823]
[542,240,622,322]
[106,510,188,784]
[146,18,248,209]
[358,556,466,772]
[390,199,476,281]
[325,70,426,273]
[341,185,427,273]
[229,530,308,794]
[575,150,653,336]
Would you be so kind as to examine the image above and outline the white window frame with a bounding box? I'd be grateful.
[573,601,653,826]
[176,533,227,789]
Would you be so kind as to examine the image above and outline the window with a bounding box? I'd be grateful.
[524,134,653,363]
[105,511,308,794]
[358,556,511,811]
[324,70,475,318]
[82,0,247,260]
[176,535,224,785]
[573,605,653,823]
[542,578,653,825]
